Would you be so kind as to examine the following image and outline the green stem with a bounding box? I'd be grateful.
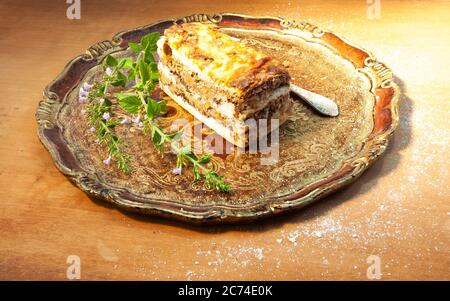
[103,67,119,95]
[111,39,230,191]
[147,120,211,176]
[99,121,119,152]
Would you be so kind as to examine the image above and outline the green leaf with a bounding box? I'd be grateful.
[146,98,158,119]
[198,155,211,164]
[151,128,163,146]
[142,32,160,63]
[184,151,197,161]
[134,83,144,92]
[103,98,113,107]
[118,57,133,69]
[149,62,159,81]
[141,36,150,49]
[111,71,127,87]
[145,81,156,95]
[193,165,200,181]
[117,59,125,69]
[115,93,141,114]
[138,60,150,83]
[129,42,142,52]
[124,58,134,69]
[141,32,160,51]
[146,98,166,119]
[150,70,159,82]
[105,55,118,67]
[144,47,155,64]
[99,127,106,138]
[127,69,136,80]
[158,101,167,114]
[95,84,106,96]
[106,119,119,128]
[151,127,164,152]
[168,129,183,140]
[149,62,158,72]
[115,92,133,100]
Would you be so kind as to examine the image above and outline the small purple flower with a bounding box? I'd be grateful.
[78,95,87,103]
[103,156,112,166]
[120,117,131,124]
[99,98,105,105]
[83,82,93,91]
[105,67,113,76]
[172,167,182,175]
[88,127,95,133]
[102,112,110,121]
[132,115,140,124]
[79,87,89,98]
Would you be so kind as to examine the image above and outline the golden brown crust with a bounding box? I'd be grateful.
[160,23,292,147]
[163,23,290,93]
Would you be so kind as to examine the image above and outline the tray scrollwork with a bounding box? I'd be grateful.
[36,13,399,224]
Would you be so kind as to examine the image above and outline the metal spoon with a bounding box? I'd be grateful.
[290,84,339,117]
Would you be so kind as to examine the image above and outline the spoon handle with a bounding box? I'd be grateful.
[290,84,339,117]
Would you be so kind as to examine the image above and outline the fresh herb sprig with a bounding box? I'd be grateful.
[83,61,132,173]
[141,97,231,193]
[112,33,231,192]
[81,32,231,192]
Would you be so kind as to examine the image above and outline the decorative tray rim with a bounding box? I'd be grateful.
[36,13,400,224]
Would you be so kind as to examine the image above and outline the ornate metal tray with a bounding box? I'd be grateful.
[36,13,399,224]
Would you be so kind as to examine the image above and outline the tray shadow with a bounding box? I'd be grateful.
[89,76,413,233]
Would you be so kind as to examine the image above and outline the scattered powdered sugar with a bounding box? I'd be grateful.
[287,230,300,246]
[128,89,448,280]
[197,245,265,269]
[312,231,323,238]
[283,217,344,245]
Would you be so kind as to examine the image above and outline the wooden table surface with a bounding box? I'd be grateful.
[0,0,449,280]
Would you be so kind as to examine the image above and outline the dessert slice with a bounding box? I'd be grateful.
[157,22,291,148]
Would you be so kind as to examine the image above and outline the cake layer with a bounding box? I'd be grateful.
[160,23,290,101]
[159,63,291,148]
[157,52,290,121]
[158,22,292,147]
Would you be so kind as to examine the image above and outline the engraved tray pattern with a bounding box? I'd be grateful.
[36,13,399,224]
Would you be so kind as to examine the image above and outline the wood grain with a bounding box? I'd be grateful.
[0,0,449,280]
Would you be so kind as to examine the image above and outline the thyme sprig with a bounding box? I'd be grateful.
[80,32,231,192]
[84,62,131,173]
[140,97,231,193]
[116,32,230,192]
